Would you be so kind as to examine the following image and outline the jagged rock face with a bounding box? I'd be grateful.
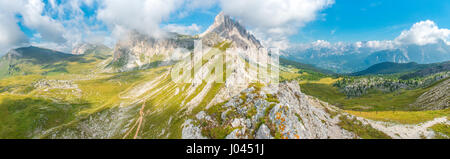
[256,124,273,139]
[201,12,263,49]
[412,78,449,110]
[270,82,355,139]
[364,49,410,67]
[182,81,355,139]
[109,12,264,72]
[110,32,195,72]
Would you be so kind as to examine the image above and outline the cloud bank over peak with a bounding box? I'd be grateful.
[0,0,28,53]
[0,0,335,53]
[22,0,66,43]
[97,0,184,39]
[220,0,335,49]
[163,24,201,35]
[1,0,448,55]
[292,20,450,52]
[94,0,335,49]
[0,0,110,53]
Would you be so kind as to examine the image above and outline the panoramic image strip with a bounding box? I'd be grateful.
[0,0,448,142]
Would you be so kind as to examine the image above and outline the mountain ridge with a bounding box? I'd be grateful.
[200,12,263,49]
[351,61,450,76]
[0,12,448,139]
[285,41,450,73]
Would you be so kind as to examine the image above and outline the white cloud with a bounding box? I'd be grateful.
[163,24,201,35]
[330,29,336,35]
[0,13,28,54]
[19,0,112,52]
[97,0,184,39]
[21,0,66,43]
[219,0,334,49]
[83,0,95,7]
[365,40,395,50]
[395,20,450,46]
[176,0,218,18]
[290,20,450,53]
[1,0,337,52]
[0,0,28,53]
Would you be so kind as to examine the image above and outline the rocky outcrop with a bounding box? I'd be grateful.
[109,12,264,72]
[200,12,263,49]
[412,78,449,110]
[183,81,355,139]
[181,119,207,139]
[44,106,138,139]
[335,72,450,97]
[33,80,79,90]
[256,124,273,139]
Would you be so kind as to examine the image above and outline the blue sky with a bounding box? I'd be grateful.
[158,0,450,43]
[0,0,449,53]
[294,0,450,43]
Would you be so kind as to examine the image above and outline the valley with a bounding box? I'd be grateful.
[0,12,448,139]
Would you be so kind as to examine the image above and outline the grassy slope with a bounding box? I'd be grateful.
[298,78,450,124]
[0,47,122,138]
[429,122,450,139]
[300,83,428,111]
[130,42,234,139]
[279,58,335,75]
[0,94,90,138]
[350,62,425,76]
[0,44,447,138]
[338,115,391,139]
[279,59,450,125]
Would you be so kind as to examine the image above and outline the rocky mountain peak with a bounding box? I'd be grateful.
[201,12,263,49]
[108,31,196,72]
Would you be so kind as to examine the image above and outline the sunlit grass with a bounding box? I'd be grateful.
[429,123,450,139]
[298,77,341,85]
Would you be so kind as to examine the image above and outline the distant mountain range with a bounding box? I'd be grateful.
[279,58,335,75]
[400,61,450,80]
[285,41,450,73]
[350,61,450,76]
[0,12,448,139]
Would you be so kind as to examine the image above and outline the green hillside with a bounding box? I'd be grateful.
[350,61,449,77]
[400,61,450,80]
[0,46,112,79]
